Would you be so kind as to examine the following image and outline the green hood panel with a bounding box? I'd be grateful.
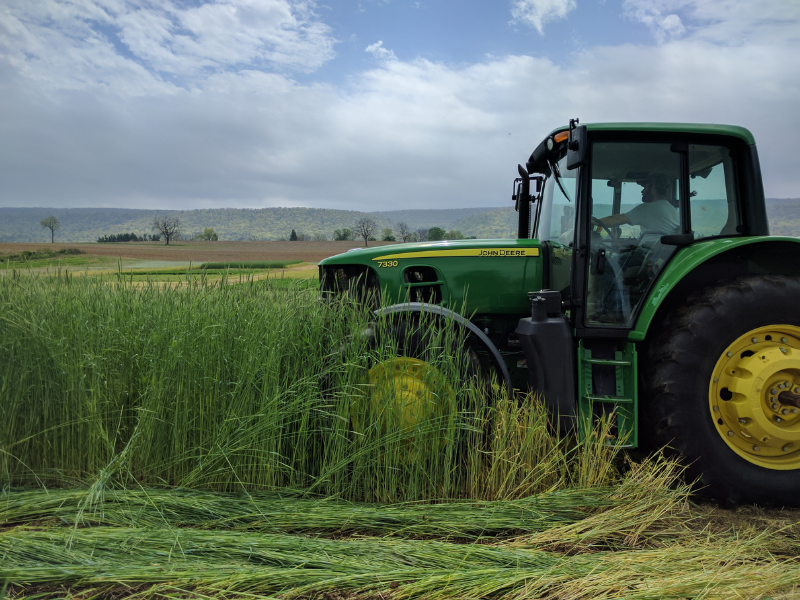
[320,239,544,314]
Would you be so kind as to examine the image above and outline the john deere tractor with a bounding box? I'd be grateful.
[319,120,800,506]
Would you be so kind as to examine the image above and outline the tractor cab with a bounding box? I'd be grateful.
[514,120,765,449]
[520,120,751,333]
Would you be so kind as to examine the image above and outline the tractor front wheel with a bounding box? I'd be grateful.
[353,316,483,435]
[643,275,800,506]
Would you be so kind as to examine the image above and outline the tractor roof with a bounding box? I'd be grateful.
[547,122,756,145]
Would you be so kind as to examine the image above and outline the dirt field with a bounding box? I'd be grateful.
[0,240,393,264]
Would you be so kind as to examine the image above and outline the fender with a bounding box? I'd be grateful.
[630,236,800,341]
[375,302,514,396]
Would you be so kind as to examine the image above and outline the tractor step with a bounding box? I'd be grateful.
[582,394,634,404]
[582,358,632,367]
[577,341,638,448]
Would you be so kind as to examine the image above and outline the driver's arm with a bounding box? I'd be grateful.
[599,213,632,228]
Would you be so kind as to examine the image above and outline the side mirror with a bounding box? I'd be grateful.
[517,164,530,205]
[566,124,587,170]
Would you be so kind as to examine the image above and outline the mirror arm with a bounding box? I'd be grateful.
[517,164,531,239]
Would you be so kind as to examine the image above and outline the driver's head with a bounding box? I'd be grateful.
[638,173,670,203]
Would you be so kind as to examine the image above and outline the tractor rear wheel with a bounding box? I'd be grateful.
[643,275,800,506]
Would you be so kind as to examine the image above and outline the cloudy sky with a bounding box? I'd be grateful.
[1,0,798,211]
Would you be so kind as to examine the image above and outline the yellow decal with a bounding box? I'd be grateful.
[372,248,540,261]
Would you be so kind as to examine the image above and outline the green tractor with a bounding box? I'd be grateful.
[319,119,800,506]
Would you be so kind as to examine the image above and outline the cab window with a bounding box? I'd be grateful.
[689,144,740,239]
[585,142,681,327]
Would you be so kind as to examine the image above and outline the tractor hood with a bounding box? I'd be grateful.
[319,239,544,314]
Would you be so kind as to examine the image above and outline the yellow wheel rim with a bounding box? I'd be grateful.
[709,325,800,470]
[352,357,455,434]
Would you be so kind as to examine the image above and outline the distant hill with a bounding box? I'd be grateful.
[1,199,796,243]
[371,207,506,230]
[765,198,800,237]
[451,208,516,239]
[0,206,514,243]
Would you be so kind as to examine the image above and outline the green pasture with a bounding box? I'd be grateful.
[1,274,799,598]
[0,247,106,268]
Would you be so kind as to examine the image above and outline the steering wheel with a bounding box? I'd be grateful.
[591,216,618,240]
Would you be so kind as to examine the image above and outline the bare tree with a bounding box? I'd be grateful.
[40,216,60,243]
[396,221,412,242]
[353,217,378,247]
[151,216,181,245]
[415,227,429,242]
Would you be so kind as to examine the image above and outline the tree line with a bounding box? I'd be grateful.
[98,232,162,243]
[289,218,473,246]
[38,215,222,245]
[36,214,486,246]
[95,220,218,244]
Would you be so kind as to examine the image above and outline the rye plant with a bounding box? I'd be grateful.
[0,272,619,500]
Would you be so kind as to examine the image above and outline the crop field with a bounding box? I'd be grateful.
[1,270,800,598]
[0,240,389,268]
[0,241,354,285]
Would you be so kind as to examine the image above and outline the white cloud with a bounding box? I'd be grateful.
[623,0,800,44]
[623,0,687,42]
[510,0,576,34]
[0,0,799,211]
[0,0,337,89]
[365,40,396,61]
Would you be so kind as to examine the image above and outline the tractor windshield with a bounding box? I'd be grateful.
[536,154,577,244]
[534,153,577,298]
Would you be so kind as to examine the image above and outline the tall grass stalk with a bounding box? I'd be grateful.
[0,274,620,501]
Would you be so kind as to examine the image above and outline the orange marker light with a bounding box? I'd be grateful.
[554,131,570,144]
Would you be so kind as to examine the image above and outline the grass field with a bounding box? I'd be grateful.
[1,253,800,598]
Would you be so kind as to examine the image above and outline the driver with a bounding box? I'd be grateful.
[599,173,679,235]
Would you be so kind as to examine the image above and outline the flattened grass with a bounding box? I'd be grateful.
[2,461,799,599]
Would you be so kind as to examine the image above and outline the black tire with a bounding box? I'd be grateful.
[642,275,800,507]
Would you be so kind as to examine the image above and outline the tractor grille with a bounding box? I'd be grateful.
[320,264,381,306]
[404,266,442,304]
